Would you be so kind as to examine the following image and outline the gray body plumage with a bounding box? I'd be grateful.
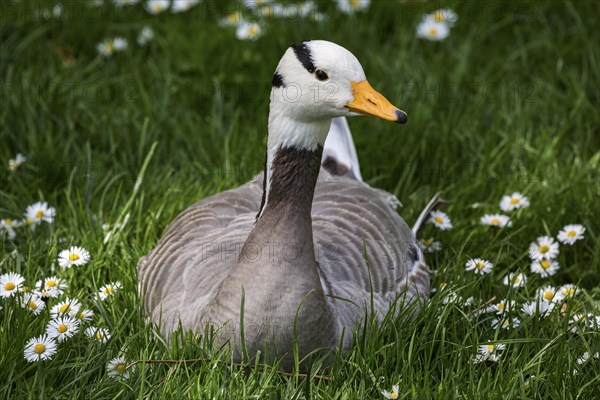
[138,168,429,364]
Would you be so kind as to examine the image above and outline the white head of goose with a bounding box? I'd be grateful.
[138,40,429,369]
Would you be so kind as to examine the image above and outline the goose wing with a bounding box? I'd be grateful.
[312,174,430,329]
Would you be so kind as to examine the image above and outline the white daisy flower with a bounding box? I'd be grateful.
[8,153,26,171]
[107,356,135,379]
[555,284,578,301]
[0,272,25,298]
[335,0,370,14]
[576,351,599,365]
[219,11,244,26]
[57,246,90,268]
[146,0,170,14]
[50,298,82,319]
[381,384,399,399]
[530,258,560,278]
[97,37,128,57]
[137,25,154,46]
[416,18,450,42]
[428,210,452,230]
[24,201,56,225]
[588,314,600,329]
[73,308,94,322]
[235,22,263,41]
[36,276,68,295]
[492,317,520,330]
[528,236,559,261]
[431,282,448,293]
[98,281,122,300]
[486,299,516,315]
[418,238,442,253]
[557,224,585,245]
[480,213,512,228]
[21,293,45,315]
[171,0,198,13]
[502,272,526,288]
[500,192,530,211]
[427,8,458,27]
[522,300,554,317]
[465,258,493,275]
[85,327,111,343]
[24,335,58,362]
[569,314,588,333]
[34,286,60,300]
[0,218,17,240]
[46,315,80,342]
[474,343,505,363]
[537,285,558,303]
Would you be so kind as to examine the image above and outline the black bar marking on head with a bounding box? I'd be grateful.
[272,72,284,87]
[291,41,316,73]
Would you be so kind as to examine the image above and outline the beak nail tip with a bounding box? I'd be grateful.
[395,110,408,124]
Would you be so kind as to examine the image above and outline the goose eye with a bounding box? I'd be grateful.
[315,69,329,81]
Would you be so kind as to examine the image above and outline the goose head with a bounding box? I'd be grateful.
[268,40,407,151]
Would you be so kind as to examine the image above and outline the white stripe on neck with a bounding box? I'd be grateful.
[258,102,332,219]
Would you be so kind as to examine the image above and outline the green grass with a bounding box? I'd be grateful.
[1,0,600,398]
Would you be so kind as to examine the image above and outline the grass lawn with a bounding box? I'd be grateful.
[1,0,599,398]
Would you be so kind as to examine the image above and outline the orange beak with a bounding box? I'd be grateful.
[346,80,407,124]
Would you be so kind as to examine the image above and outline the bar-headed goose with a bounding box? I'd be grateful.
[138,40,429,367]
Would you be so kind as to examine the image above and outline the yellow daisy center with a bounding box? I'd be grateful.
[510,197,520,205]
[540,260,551,269]
[227,13,238,23]
[4,218,12,225]
[35,210,44,218]
[46,280,57,287]
[428,27,438,36]
[434,216,443,224]
[248,26,258,37]
[103,286,114,295]
[390,392,398,399]
[4,282,15,291]
[564,288,575,296]
[514,276,522,283]
[23,286,30,292]
[543,290,554,300]
[95,332,104,340]
[116,363,127,373]
[486,344,495,351]
[497,303,505,310]
[68,253,80,262]
[538,244,549,254]
[57,324,68,333]
[475,262,486,269]
[28,301,38,310]
[26,218,33,225]
[78,311,85,318]
[59,304,70,313]
[567,230,577,237]
[434,11,444,23]
[490,218,500,225]
[34,344,46,354]
[350,0,360,8]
